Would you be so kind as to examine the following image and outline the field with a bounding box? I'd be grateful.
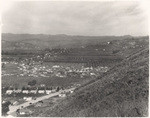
[2,75,93,88]
[2,61,93,88]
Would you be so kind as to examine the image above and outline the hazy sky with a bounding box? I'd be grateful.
[2,1,149,36]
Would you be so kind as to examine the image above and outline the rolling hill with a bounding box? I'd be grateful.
[2,33,147,51]
[40,47,149,117]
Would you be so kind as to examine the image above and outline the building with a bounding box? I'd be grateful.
[22,90,29,94]
[46,90,52,94]
[38,90,45,94]
[2,101,6,104]
[19,109,32,116]
[70,90,74,93]
[51,89,56,93]
[59,93,66,97]
[23,97,32,101]
[90,73,96,76]
[30,90,37,94]
[14,89,22,93]
[40,84,45,87]
[6,90,13,94]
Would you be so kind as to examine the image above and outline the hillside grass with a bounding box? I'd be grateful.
[2,75,93,88]
[41,48,149,117]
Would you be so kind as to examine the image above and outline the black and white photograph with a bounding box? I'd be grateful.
[1,0,149,117]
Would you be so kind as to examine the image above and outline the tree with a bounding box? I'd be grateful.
[2,101,11,116]
[28,80,37,86]
[16,109,20,114]
[2,87,9,94]
[50,87,53,90]
[56,86,60,92]
[14,83,19,90]
[22,86,26,90]
[61,87,64,90]
[2,63,5,68]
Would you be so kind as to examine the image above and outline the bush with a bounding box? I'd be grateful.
[2,101,11,116]
[28,80,37,86]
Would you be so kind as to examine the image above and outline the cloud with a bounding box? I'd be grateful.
[2,1,149,36]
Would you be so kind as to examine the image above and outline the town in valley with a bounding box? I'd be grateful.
[1,1,149,117]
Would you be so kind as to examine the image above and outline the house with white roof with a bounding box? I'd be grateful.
[23,97,32,101]
[70,90,74,93]
[38,90,45,94]
[40,84,45,87]
[59,93,66,97]
[19,109,32,116]
[51,89,56,93]
[22,90,29,94]
[30,90,37,94]
[46,90,52,94]
[14,89,22,93]
[6,90,13,94]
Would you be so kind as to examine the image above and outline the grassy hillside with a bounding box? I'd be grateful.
[41,47,149,117]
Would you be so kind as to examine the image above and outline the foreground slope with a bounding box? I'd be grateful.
[41,47,149,117]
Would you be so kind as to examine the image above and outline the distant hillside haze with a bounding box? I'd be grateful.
[2,33,147,51]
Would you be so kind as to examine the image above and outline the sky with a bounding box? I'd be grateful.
[1,1,149,36]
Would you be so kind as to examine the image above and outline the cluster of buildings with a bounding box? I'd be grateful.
[4,83,77,96]
[5,88,57,95]
[16,61,109,78]
[16,108,33,116]
[2,56,109,78]
[6,89,56,95]
[4,84,59,95]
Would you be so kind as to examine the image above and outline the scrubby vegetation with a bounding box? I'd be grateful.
[41,47,148,117]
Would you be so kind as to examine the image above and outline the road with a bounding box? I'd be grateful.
[7,88,75,115]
